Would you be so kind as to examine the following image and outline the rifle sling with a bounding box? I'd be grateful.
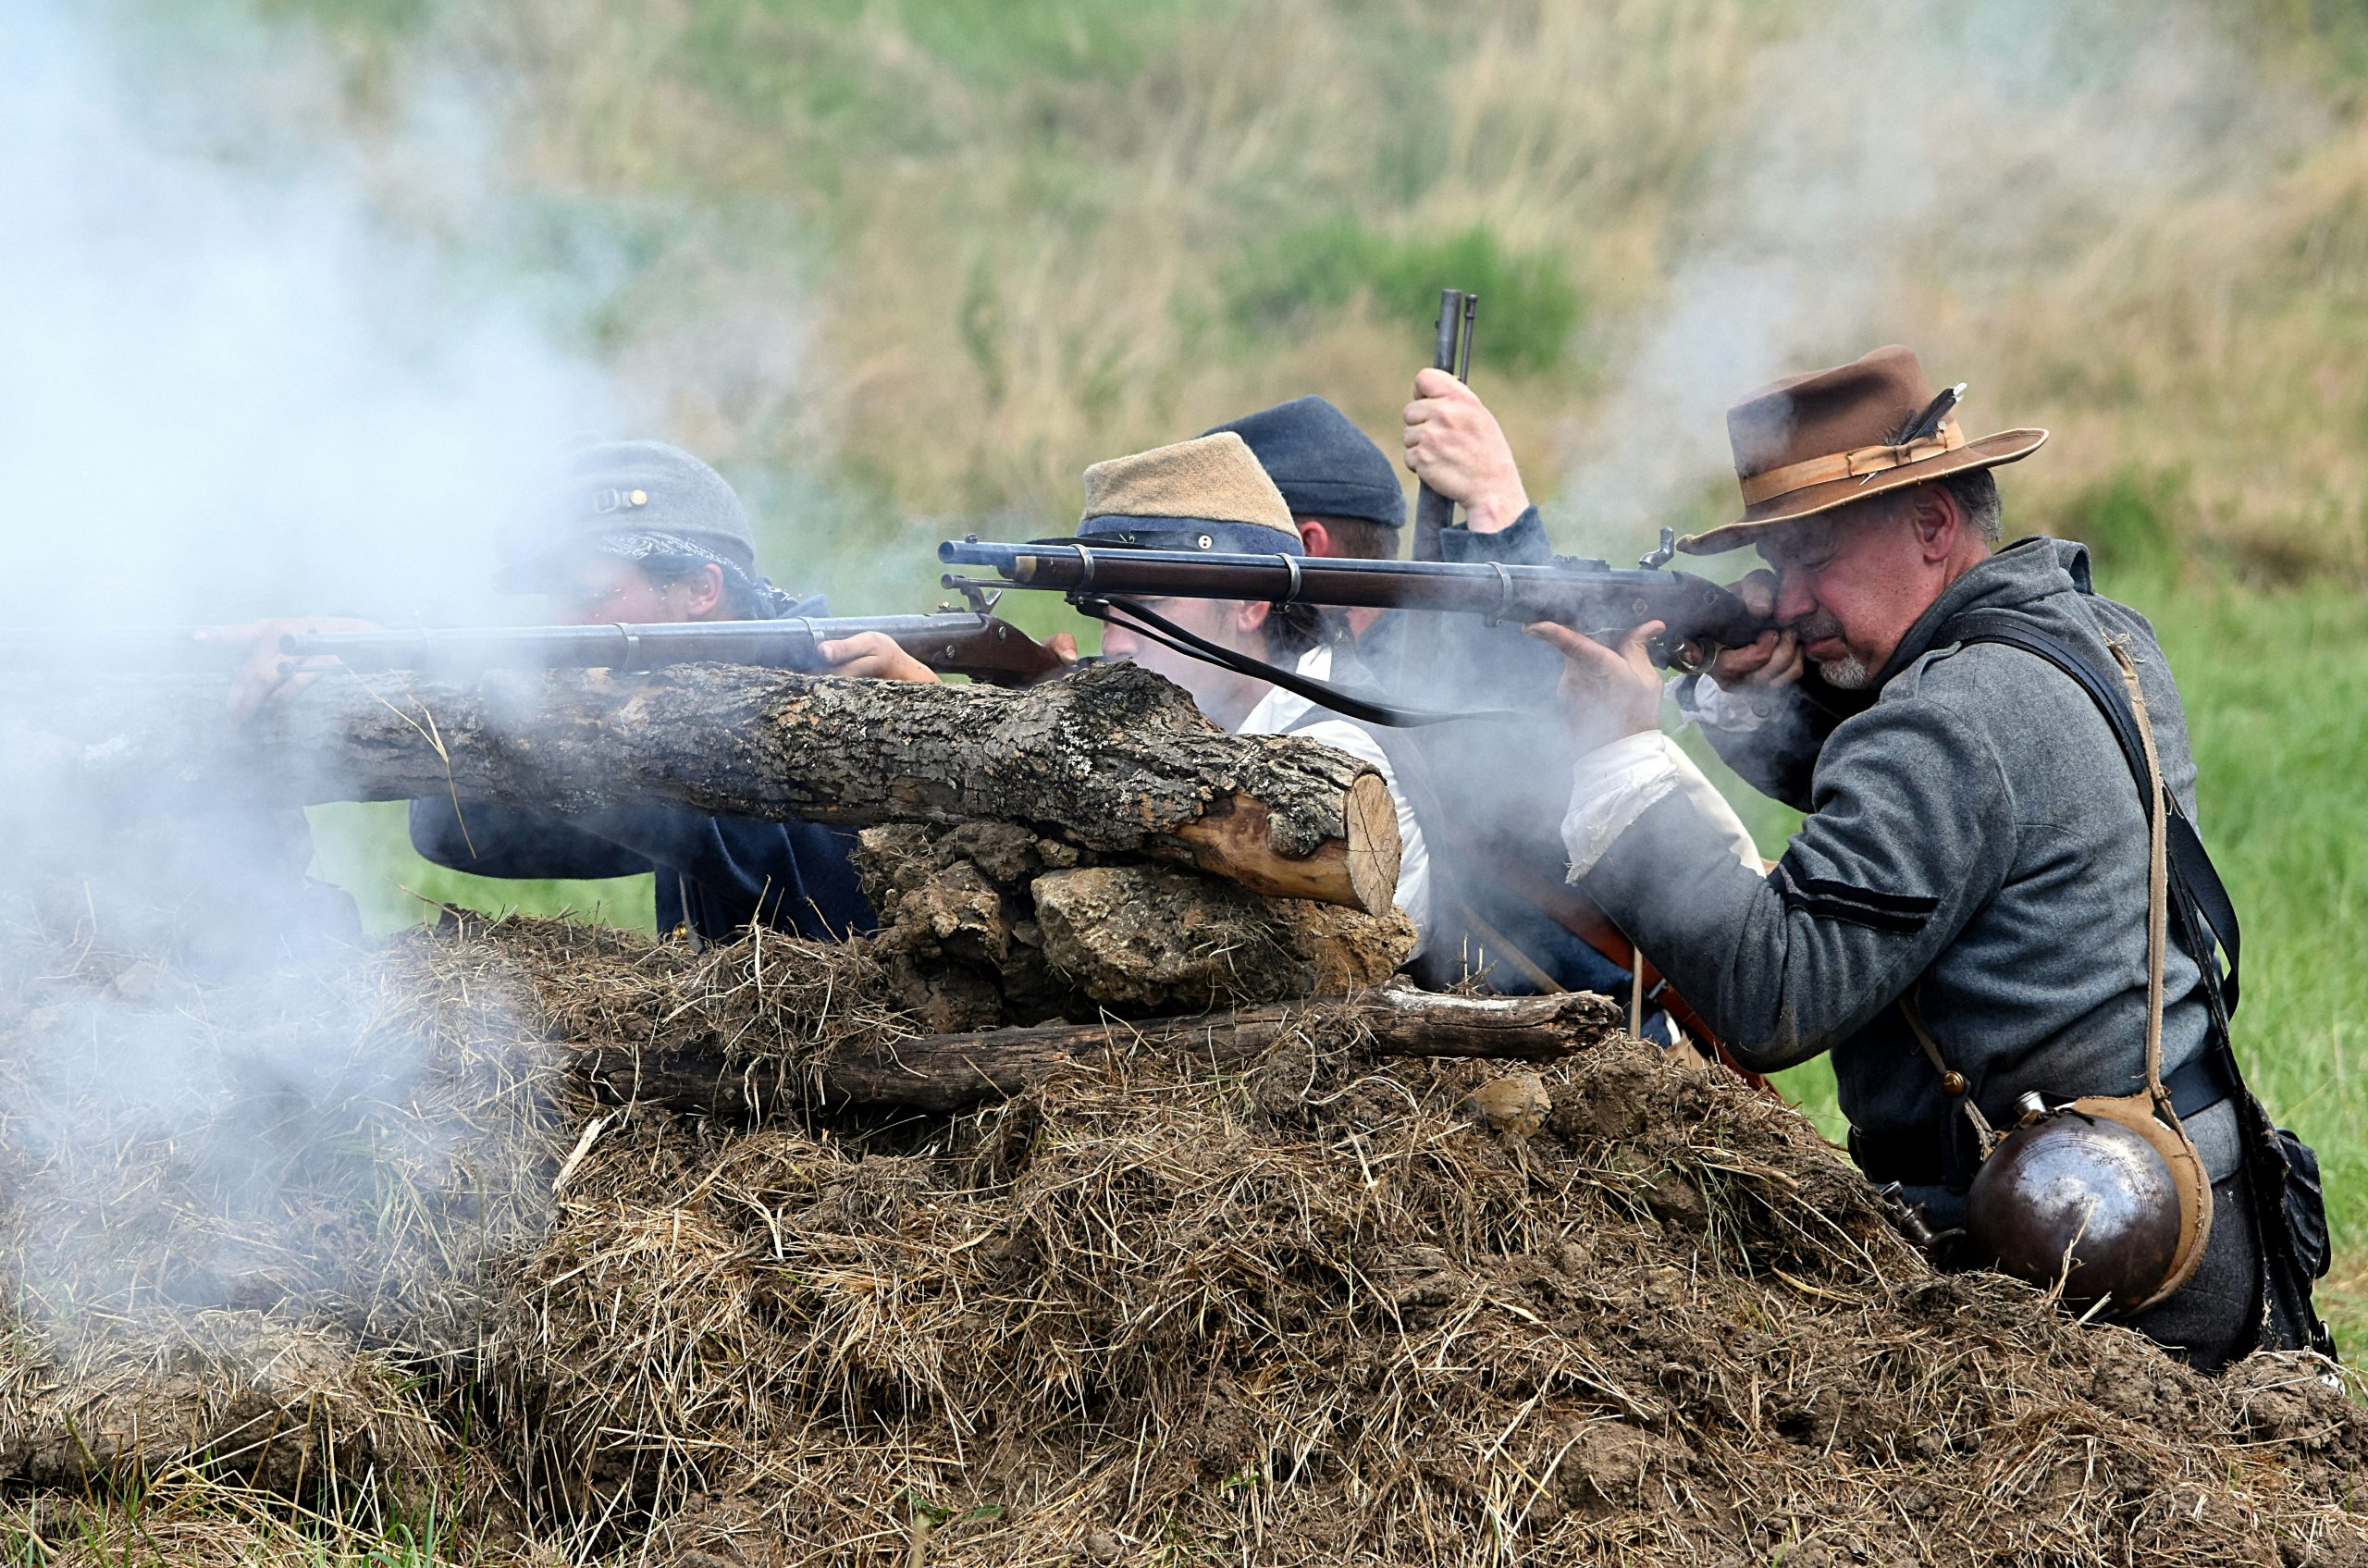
[1072,596,1522,728]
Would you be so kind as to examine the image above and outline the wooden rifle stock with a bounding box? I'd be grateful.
[1478,851,1771,1093]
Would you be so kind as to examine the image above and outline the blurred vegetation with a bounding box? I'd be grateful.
[2251,0,2368,83]
[190,0,2368,581]
[2061,466,2188,581]
[1220,220,1582,375]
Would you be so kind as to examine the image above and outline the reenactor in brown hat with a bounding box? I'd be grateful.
[1531,345,2328,1365]
[1042,431,1435,949]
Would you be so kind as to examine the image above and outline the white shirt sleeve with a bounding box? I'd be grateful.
[1560,731,1764,881]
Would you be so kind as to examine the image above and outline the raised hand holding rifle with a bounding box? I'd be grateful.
[1408,289,1479,562]
[1402,298,1536,541]
[1403,368,1532,537]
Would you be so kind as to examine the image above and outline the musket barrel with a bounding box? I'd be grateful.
[939,539,1773,648]
[282,614,1002,674]
[1411,287,1477,565]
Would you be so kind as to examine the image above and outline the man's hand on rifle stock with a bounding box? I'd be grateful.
[1402,368,1531,535]
[196,616,381,726]
[1529,619,1667,755]
[1703,569,1802,692]
[815,632,942,685]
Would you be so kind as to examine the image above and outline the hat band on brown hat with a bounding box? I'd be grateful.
[1737,419,1967,508]
[1678,347,2050,554]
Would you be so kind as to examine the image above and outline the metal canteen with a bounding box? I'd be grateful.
[1964,1095,2182,1313]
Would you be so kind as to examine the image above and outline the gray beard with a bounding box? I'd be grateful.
[1819,652,1875,690]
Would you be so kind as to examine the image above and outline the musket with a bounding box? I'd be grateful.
[0,629,247,672]
[281,612,1068,685]
[939,535,1770,662]
[1411,288,1479,564]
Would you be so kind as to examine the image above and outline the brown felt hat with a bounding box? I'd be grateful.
[1677,344,2048,555]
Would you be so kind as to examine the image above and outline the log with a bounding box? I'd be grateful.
[854,828,1418,1030]
[3,661,1400,914]
[574,984,1623,1117]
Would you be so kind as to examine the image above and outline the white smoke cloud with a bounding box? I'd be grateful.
[0,1,616,1329]
[0,2,615,628]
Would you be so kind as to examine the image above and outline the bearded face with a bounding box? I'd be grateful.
[1756,488,1969,688]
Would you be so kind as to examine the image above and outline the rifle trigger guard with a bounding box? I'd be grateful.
[1486,562,1513,626]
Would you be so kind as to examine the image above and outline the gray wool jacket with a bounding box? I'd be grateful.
[1577,538,2237,1186]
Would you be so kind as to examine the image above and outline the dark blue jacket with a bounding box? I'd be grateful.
[408,799,872,942]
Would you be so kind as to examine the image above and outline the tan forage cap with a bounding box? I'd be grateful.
[1072,432,1303,553]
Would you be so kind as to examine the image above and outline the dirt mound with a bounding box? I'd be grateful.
[0,1312,438,1496]
[0,907,2359,1567]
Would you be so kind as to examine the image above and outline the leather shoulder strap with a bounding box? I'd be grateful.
[1943,610,2242,1019]
[1074,596,1522,729]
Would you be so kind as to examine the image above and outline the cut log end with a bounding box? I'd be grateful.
[1342,772,1401,920]
[1169,779,1403,916]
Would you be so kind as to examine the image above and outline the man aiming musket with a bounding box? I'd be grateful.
[944,438,1774,1043]
[214,439,977,943]
[1526,345,2331,1366]
[939,533,1768,673]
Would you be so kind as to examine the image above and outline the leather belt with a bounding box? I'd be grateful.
[1849,1049,2241,1189]
[2162,1047,2240,1121]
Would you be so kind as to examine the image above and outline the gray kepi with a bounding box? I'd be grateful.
[500,438,759,589]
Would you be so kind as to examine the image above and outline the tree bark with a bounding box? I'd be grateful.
[4,661,1400,913]
[574,985,1622,1117]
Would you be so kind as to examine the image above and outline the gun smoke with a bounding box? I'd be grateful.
[0,3,656,1333]
[1549,0,2316,560]
[0,0,2324,1338]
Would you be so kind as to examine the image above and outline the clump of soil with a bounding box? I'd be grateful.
[0,909,2358,1568]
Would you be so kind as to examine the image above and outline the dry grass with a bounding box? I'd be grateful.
[249,0,2362,583]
